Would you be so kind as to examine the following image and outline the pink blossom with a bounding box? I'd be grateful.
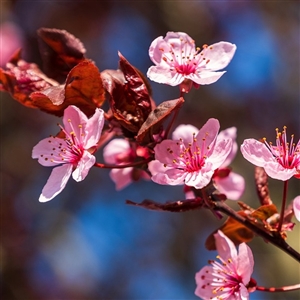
[213,127,245,200]
[147,32,236,93]
[32,105,104,202]
[103,139,150,190]
[195,230,255,300]
[148,119,232,189]
[293,196,300,222]
[0,22,23,66]
[241,127,300,181]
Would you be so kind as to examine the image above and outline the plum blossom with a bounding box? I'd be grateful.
[32,105,104,202]
[293,196,300,222]
[147,32,236,93]
[195,230,255,300]
[103,139,150,190]
[213,127,245,200]
[148,119,232,189]
[241,126,300,181]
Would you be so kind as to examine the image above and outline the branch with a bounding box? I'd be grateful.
[213,201,300,263]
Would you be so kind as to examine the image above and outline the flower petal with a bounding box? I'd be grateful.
[214,230,238,261]
[39,164,73,202]
[72,151,95,182]
[264,162,296,181]
[147,66,184,85]
[237,242,254,285]
[214,172,245,200]
[154,139,183,165]
[200,41,237,71]
[32,136,68,166]
[196,118,220,148]
[172,124,199,144]
[188,70,226,85]
[207,137,232,169]
[103,139,130,164]
[218,127,237,167]
[84,108,105,149]
[293,196,300,221]
[185,165,214,189]
[63,105,88,138]
[151,168,186,186]
[240,139,274,167]
[110,168,133,190]
[195,266,217,299]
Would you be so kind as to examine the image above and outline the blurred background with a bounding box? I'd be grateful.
[1,1,299,299]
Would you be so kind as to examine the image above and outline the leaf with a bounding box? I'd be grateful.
[136,97,184,145]
[101,53,152,137]
[37,27,86,82]
[126,198,204,212]
[30,60,105,117]
[0,54,59,108]
[205,211,255,250]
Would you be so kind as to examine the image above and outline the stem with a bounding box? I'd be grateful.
[94,158,151,169]
[256,283,300,292]
[278,180,288,233]
[213,201,300,263]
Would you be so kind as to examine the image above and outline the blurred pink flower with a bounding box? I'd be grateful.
[0,22,23,66]
[148,119,232,189]
[195,230,254,300]
[241,127,300,181]
[147,32,236,93]
[293,196,300,222]
[32,105,104,202]
[103,139,150,190]
[213,127,245,200]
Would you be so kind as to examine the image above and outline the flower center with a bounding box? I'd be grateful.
[159,39,211,75]
[40,119,85,165]
[264,127,300,170]
[207,255,244,299]
[165,133,209,173]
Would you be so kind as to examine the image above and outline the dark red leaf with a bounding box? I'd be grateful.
[136,97,184,145]
[30,60,105,117]
[37,27,86,82]
[101,53,152,136]
[0,55,59,108]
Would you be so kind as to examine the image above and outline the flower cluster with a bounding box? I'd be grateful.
[2,28,300,299]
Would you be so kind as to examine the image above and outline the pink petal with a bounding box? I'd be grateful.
[188,70,226,85]
[214,172,245,200]
[184,166,214,189]
[200,41,237,71]
[32,136,68,167]
[196,118,220,148]
[39,164,73,202]
[63,105,88,138]
[151,168,186,186]
[110,168,133,190]
[72,151,95,182]
[172,124,199,143]
[264,162,296,181]
[195,266,216,299]
[239,285,250,300]
[293,196,300,221]
[103,139,130,164]
[218,127,237,167]
[214,230,238,261]
[148,160,167,176]
[84,108,105,149]
[240,139,274,167]
[237,243,254,285]
[207,137,232,169]
[154,139,183,165]
[147,66,184,85]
